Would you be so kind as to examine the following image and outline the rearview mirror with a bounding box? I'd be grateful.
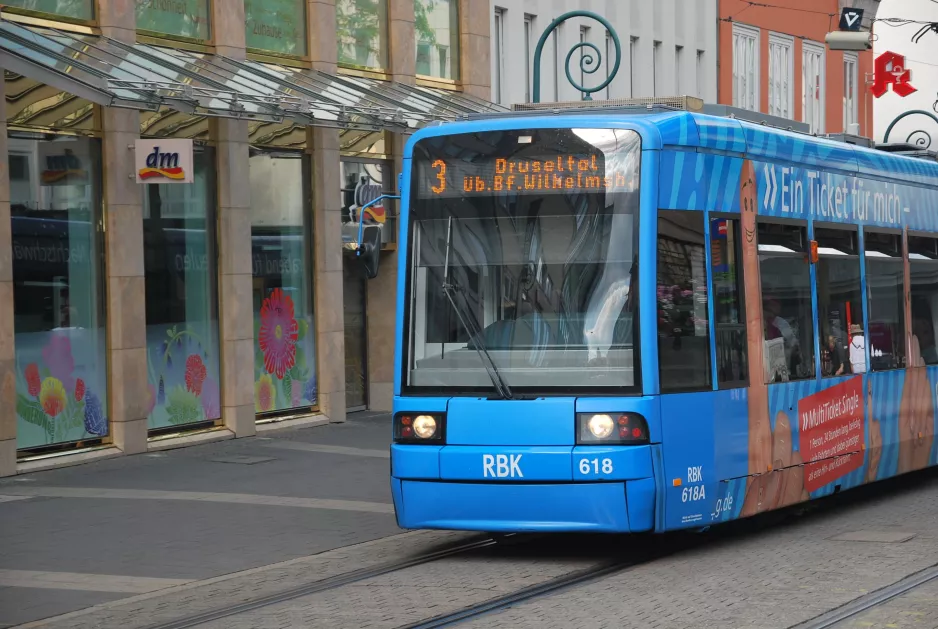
[359,224,381,279]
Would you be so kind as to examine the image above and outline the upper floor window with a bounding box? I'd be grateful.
[732,23,759,111]
[524,14,534,102]
[803,40,825,134]
[3,0,93,22]
[245,0,308,57]
[137,0,210,41]
[768,33,793,119]
[415,0,460,80]
[337,0,388,70]
[843,52,859,132]
[493,7,506,103]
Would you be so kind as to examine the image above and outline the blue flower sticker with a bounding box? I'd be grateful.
[304,376,317,404]
[83,390,107,436]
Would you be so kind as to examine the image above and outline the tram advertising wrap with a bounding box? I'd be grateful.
[389,111,938,535]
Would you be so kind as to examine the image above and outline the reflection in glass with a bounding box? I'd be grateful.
[711,217,747,386]
[344,261,367,409]
[657,211,711,392]
[415,0,460,79]
[144,149,221,431]
[865,231,906,371]
[910,235,938,366]
[337,0,388,69]
[136,0,211,41]
[245,0,307,56]
[10,135,108,450]
[340,159,394,246]
[815,228,860,377]
[758,222,815,382]
[3,0,93,21]
[250,152,317,414]
[406,128,641,392]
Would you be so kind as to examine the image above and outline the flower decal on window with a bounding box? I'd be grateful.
[39,378,67,418]
[185,354,207,395]
[255,374,277,412]
[258,288,299,380]
[25,363,41,397]
[75,378,85,402]
[83,390,107,436]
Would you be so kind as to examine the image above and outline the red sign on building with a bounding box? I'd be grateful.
[872,51,917,98]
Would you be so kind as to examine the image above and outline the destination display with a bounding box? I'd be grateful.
[415,154,636,198]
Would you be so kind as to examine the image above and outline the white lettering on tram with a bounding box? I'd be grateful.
[482,454,523,478]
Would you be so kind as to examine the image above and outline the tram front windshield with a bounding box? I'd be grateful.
[406,127,641,393]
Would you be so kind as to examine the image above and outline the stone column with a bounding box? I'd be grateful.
[99,0,149,454]
[0,76,16,476]
[212,0,256,437]
[459,0,491,99]
[388,0,416,84]
[307,0,346,422]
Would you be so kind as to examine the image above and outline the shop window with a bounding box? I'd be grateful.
[143,148,221,432]
[758,222,815,382]
[336,0,388,70]
[710,217,747,387]
[245,0,308,57]
[10,135,108,450]
[136,0,211,42]
[909,235,938,366]
[815,227,861,377]
[250,151,317,414]
[657,211,711,392]
[3,0,93,22]
[864,231,905,371]
[415,0,460,80]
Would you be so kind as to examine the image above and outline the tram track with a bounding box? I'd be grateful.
[790,563,938,629]
[141,535,501,629]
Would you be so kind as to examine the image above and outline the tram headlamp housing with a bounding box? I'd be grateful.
[577,413,650,445]
[394,412,445,443]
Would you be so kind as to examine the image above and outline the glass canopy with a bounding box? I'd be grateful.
[0,18,506,131]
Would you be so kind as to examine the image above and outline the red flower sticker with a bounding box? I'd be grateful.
[258,288,299,379]
[75,378,86,402]
[185,354,207,395]
[25,363,41,397]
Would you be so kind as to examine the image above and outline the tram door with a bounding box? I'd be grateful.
[343,258,368,411]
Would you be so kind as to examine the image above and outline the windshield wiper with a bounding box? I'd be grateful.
[441,217,513,400]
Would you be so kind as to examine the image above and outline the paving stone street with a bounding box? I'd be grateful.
[1,413,938,629]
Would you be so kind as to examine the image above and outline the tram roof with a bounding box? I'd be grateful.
[418,101,938,190]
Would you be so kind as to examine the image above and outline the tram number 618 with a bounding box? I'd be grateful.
[579,458,613,475]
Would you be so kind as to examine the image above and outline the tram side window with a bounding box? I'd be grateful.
[908,235,938,366]
[657,211,711,392]
[710,217,747,387]
[864,231,906,371]
[758,222,816,383]
[815,227,861,378]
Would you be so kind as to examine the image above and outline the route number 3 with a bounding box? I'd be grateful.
[579,458,613,475]
[431,159,446,194]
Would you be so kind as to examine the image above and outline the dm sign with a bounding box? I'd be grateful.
[135,139,194,184]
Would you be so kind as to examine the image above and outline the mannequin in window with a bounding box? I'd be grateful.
[849,323,866,373]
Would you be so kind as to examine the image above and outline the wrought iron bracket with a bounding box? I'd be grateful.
[532,10,621,103]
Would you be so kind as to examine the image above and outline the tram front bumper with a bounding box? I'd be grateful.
[389,444,657,533]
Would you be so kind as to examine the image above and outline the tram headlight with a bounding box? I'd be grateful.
[586,414,615,439]
[394,412,445,443]
[577,413,650,445]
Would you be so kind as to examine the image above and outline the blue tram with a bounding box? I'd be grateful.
[385,105,938,533]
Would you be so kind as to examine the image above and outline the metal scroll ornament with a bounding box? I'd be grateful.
[882,95,938,150]
[532,11,622,103]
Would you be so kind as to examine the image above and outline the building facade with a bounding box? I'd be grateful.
[0,0,496,475]
[872,0,938,146]
[718,0,875,137]
[490,0,719,106]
